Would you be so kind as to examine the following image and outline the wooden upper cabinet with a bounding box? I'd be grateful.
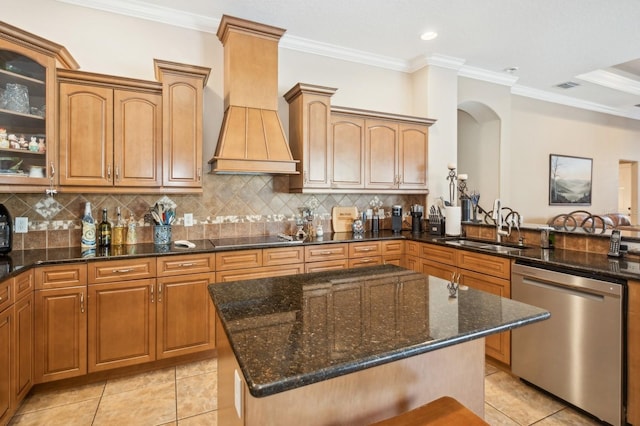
[58,73,162,190]
[365,119,398,189]
[0,22,78,191]
[285,83,435,194]
[114,90,162,187]
[285,83,337,192]
[154,60,210,189]
[331,113,365,190]
[398,124,428,189]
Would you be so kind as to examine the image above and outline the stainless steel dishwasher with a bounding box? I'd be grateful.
[511,261,626,426]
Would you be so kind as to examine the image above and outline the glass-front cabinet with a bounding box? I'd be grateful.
[0,22,77,190]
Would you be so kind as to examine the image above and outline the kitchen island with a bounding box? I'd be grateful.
[209,264,549,426]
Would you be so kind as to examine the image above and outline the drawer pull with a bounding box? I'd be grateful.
[113,268,134,274]
[80,292,84,313]
[361,259,372,263]
[320,251,333,255]
[360,248,373,252]
[158,283,163,302]
[151,285,154,303]
[178,263,195,267]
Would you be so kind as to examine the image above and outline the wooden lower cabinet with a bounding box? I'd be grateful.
[628,281,640,425]
[13,293,33,407]
[88,279,156,372]
[216,248,304,282]
[35,286,87,383]
[0,307,11,426]
[156,273,216,359]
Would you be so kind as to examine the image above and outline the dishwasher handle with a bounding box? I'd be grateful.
[512,263,624,298]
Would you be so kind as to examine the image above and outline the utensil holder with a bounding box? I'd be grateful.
[153,225,172,245]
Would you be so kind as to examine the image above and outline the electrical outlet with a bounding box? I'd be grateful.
[15,217,28,233]
[184,213,193,227]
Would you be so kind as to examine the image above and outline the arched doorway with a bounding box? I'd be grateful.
[457,101,501,211]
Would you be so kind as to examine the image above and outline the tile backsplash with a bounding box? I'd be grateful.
[2,174,426,250]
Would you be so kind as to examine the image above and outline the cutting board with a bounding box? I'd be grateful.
[332,206,358,232]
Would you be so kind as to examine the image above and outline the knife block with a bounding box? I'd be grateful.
[429,219,445,236]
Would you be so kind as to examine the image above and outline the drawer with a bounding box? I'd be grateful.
[349,241,382,258]
[304,259,349,273]
[0,278,11,312]
[420,243,457,266]
[216,264,304,283]
[88,258,156,284]
[305,243,348,262]
[36,263,87,289]
[157,253,216,277]
[216,249,262,271]
[406,241,421,257]
[381,240,404,256]
[14,269,34,300]
[348,256,383,268]
[263,246,304,266]
[457,250,511,280]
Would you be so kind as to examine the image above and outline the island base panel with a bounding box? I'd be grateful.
[216,316,485,426]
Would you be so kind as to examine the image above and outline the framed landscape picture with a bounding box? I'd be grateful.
[549,154,592,205]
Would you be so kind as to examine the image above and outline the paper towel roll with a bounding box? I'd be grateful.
[445,206,462,236]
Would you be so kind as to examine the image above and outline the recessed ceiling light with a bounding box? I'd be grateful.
[420,31,438,41]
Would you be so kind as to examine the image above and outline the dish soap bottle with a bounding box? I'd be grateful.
[81,202,96,250]
[126,214,137,245]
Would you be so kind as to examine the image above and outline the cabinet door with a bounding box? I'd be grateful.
[88,279,156,372]
[460,269,511,365]
[114,90,162,187]
[0,41,57,187]
[299,97,332,189]
[156,273,216,359]
[161,74,203,188]
[330,114,365,189]
[13,293,33,407]
[398,124,428,189]
[0,307,11,424]
[365,119,398,189]
[35,287,87,383]
[59,82,113,186]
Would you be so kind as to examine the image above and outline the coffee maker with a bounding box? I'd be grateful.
[410,205,423,234]
[391,205,403,233]
[0,204,12,254]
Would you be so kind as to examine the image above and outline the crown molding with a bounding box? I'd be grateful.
[459,65,519,87]
[57,0,220,32]
[512,85,640,120]
[577,69,640,96]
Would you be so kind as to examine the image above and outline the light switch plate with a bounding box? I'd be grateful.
[15,217,28,233]
[184,213,193,227]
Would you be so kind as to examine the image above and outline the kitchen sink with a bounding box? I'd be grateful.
[437,238,524,253]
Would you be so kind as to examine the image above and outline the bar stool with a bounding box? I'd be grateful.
[370,396,489,426]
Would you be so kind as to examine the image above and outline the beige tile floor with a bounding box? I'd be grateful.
[9,358,604,425]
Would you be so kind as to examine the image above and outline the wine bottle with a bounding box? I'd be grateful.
[81,202,96,249]
[112,207,125,246]
[98,208,112,247]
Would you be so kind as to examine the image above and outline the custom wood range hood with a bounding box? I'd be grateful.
[209,15,299,174]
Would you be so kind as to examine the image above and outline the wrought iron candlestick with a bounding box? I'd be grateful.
[446,164,457,206]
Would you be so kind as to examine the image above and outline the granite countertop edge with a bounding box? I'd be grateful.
[222,308,550,398]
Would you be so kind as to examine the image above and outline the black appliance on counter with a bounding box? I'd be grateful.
[0,204,12,254]
[410,204,423,234]
[391,205,402,233]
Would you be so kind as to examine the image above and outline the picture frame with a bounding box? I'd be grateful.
[549,154,592,206]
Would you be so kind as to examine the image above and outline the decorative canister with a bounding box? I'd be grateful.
[153,225,172,245]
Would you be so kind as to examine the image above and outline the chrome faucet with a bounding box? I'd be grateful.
[492,199,509,242]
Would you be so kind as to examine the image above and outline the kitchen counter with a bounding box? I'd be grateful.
[2,230,640,282]
[209,264,549,425]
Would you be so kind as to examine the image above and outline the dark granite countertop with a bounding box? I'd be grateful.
[208,264,550,398]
